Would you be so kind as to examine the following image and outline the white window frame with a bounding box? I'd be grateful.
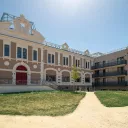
[47,52,55,64]
[3,40,11,59]
[16,44,28,61]
[88,61,90,69]
[86,61,88,69]
[32,48,38,62]
[75,59,80,67]
[63,56,69,66]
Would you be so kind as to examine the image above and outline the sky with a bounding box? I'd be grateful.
[0,0,128,54]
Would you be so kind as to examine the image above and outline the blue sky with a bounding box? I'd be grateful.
[0,0,128,54]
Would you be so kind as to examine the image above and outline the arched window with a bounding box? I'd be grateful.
[76,73,81,82]
[46,70,56,82]
[62,71,70,82]
[85,74,90,83]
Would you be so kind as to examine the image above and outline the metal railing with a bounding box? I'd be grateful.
[0,79,12,84]
[42,80,58,90]
[31,80,40,84]
[92,60,127,69]
[93,71,127,78]
[93,81,128,86]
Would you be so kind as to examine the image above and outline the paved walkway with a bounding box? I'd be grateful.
[0,92,128,128]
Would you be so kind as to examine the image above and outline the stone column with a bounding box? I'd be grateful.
[57,68,61,85]
[12,71,16,85]
[58,52,60,65]
[40,49,44,85]
[27,72,31,85]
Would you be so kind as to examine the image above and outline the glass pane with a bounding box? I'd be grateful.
[17,47,22,58]
[78,60,80,67]
[88,62,90,68]
[48,54,51,63]
[33,50,37,60]
[23,48,27,59]
[52,54,54,63]
[4,44,9,56]
[66,57,68,65]
[63,57,65,65]
[76,60,77,67]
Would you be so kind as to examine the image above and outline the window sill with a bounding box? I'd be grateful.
[47,63,55,65]
[16,58,28,61]
[32,60,38,63]
[3,56,11,59]
[63,65,69,67]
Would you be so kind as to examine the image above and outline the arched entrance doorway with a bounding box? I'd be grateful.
[16,65,27,85]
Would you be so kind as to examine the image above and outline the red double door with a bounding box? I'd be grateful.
[16,66,27,85]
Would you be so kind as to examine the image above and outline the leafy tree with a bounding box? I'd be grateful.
[71,65,80,91]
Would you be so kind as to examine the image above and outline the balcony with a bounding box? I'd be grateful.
[93,81,128,86]
[91,60,127,69]
[93,71,127,78]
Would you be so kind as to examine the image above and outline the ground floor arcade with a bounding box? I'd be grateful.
[0,62,92,89]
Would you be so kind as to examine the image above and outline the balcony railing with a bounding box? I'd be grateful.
[92,60,127,69]
[93,81,128,86]
[93,71,127,78]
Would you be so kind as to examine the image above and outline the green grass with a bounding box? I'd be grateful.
[95,91,128,107]
[0,91,85,116]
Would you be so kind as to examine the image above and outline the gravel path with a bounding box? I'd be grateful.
[0,92,128,128]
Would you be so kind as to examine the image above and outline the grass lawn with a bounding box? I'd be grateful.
[95,91,128,107]
[0,91,85,116]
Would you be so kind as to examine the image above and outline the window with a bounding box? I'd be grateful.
[17,47,27,59]
[118,77,125,83]
[103,69,106,76]
[103,61,106,66]
[85,74,90,83]
[46,75,56,81]
[88,62,90,69]
[86,62,88,68]
[95,62,99,67]
[33,50,37,61]
[95,70,99,75]
[117,57,124,62]
[76,59,80,67]
[76,77,81,82]
[103,78,106,85]
[52,54,54,63]
[48,54,51,63]
[76,60,77,67]
[23,48,27,59]
[17,47,22,58]
[4,44,10,56]
[62,76,70,82]
[48,54,54,64]
[117,67,124,73]
[63,57,68,66]
[95,78,100,85]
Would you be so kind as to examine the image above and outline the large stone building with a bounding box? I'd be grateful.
[0,13,93,90]
[92,48,128,90]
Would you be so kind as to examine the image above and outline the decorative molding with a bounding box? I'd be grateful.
[4,61,9,66]
[33,64,37,69]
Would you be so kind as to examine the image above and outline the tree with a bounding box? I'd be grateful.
[71,65,80,91]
